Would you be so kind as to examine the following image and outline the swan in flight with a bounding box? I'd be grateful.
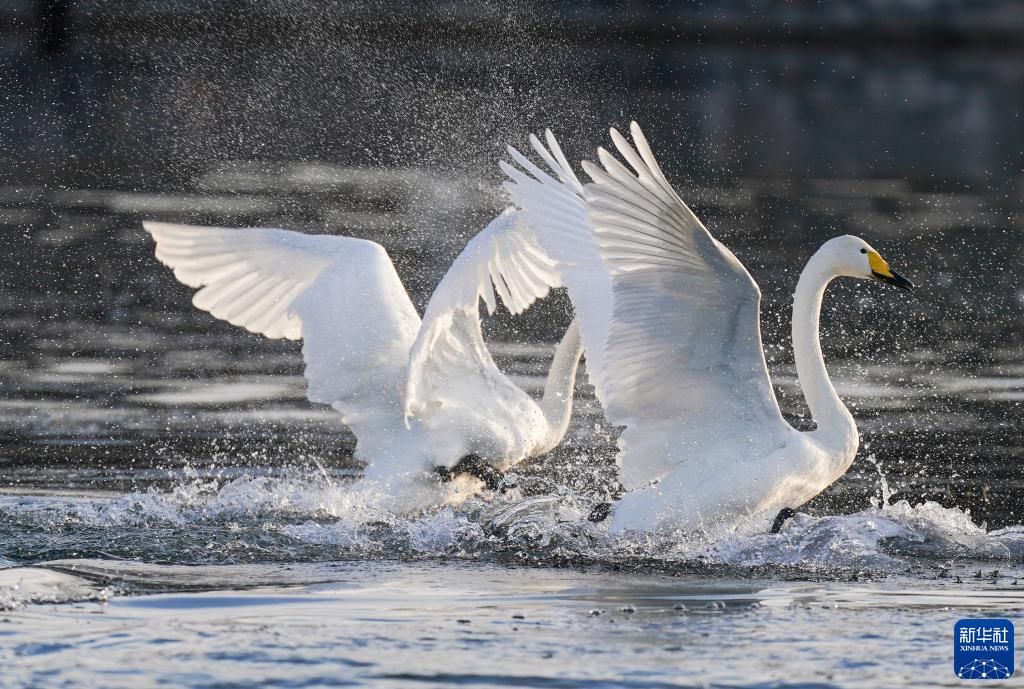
[501,123,913,535]
[142,210,584,511]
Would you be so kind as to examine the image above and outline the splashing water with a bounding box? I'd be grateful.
[3,463,1021,591]
[865,453,895,510]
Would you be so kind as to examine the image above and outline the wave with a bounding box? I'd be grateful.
[2,467,1022,578]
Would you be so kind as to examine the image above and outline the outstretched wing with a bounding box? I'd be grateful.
[144,222,420,456]
[499,130,614,405]
[404,208,561,421]
[584,123,784,487]
[503,124,785,489]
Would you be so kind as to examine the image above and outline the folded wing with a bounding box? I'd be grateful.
[144,222,420,456]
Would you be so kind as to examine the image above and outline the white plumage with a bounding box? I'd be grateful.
[500,131,614,405]
[144,209,584,511]
[503,123,912,535]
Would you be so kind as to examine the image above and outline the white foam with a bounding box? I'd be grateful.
[0,567,109,609]
[4,469,1022,574]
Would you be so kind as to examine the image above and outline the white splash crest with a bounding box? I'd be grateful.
[2,470,1022,573]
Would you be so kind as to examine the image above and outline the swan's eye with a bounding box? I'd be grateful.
[860,248,867,254]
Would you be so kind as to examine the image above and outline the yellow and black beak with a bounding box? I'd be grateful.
[868,250,913,291]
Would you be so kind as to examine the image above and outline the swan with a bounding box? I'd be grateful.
[142,209,584,512]
[501,123,913,535]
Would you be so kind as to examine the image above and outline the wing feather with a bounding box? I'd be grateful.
[403,209,561,420]
[502,124,785,489]
[543,131,585,193]
[144,222,420,457]
[500,133,615,405]
[584,124,784,488]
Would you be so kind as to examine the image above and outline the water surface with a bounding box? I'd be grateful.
[3,37,1024,682]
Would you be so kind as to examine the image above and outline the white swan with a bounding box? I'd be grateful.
[502,123,913,534]
[142,210,584,511]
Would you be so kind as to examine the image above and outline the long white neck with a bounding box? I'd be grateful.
[792,249,857,457]
[536,320,584,454]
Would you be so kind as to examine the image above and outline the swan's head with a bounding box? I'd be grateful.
[824,235,913,290]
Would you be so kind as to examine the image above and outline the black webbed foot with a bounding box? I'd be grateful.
[436,454,503,491]
[770,507,797,534]
[588,502,611,523]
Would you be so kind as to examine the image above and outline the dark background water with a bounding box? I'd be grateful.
[1,1,1023,529]
[6,0,1024,189]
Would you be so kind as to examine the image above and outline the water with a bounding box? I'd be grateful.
[1,495,1023,687]
[0,560,1020,689]
[2,165,1023,685]
[4,5,1024,685]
